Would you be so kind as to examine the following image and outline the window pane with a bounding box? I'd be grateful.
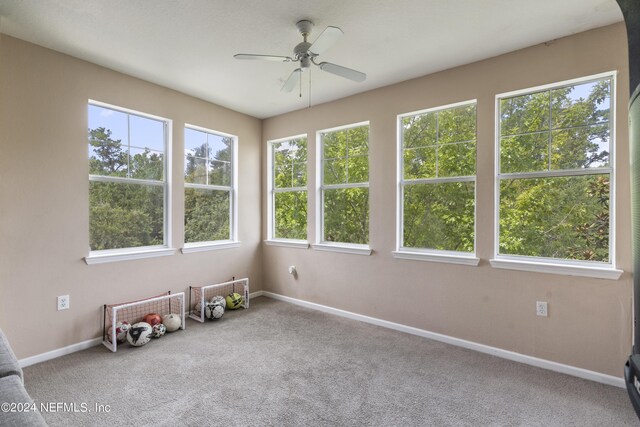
[438,142,476,177]
[323,187,369,244]
[404,147,436,180]
[88,105,128,147]
[437,105,476,143]
[209,160,231,186]
[500,133,548,173]
[323,131,346,158]
[185,128,208,157]
[402,113,437,149]
[347,155,368,183]
[323,159,347,185]
[274,191,307,240]
[129,148,163,181]
[185,188,230,243]
[274,165,293,189]
[551,80,611,129]
[499,175,610,262]
[348,126,369,155]
[292,162,307,187]
[210,134,232,162]
[185,156,207,184]
[130,115,164,151]
[551,124,609,170]
[88,127,129,178]
[89,181,164,251]
[403,182,474,252]
[500,91,550,137]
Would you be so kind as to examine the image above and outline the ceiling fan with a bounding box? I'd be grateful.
[234,20,366,93]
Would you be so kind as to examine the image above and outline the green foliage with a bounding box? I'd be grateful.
[184,188,230,243]
[272,138,308,240]
[274,191,307,240]
[323,188,369,245]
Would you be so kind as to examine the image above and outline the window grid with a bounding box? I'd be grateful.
[398,102,477,254]
[496,74,614,265]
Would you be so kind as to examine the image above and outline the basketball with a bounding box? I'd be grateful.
[151,323,166,338]
[107,321,130,344]
[226,292,243,309]
[210,295,226,308]
[205,302,224,320]
[143,313,162,327]
[127,322,153,346]
[163,313,181,332]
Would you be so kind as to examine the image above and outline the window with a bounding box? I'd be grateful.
[397,102,477,262]
[184,125,237,248]
[317,123,370,249]
[268,136,308,242]
[495,74,615,270]
[88,102,169,255]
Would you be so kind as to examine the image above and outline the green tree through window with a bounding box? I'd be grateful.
[497,76,613,262]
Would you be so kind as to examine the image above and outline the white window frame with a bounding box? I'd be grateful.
[393,100,479,266]
[181,124,239,254]
[491,72,622,279]
[313,121,372,256]
[85,100,175,264]
[265,134,309,249]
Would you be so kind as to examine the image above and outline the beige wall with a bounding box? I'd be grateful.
[262,23,632,377]
[0,35,263,359]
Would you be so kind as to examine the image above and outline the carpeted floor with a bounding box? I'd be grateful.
[24,296,638,426]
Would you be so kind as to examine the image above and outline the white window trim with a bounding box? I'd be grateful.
[316,121,371,249]
[183,124,238,248]
[87,100,173,260]
[85,247,176,265]
[266,134,309,244]
[493,72,620,277]
[395,100,478,263]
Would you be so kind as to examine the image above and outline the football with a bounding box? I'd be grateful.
[163,313,181,332]
[205,302,224,320]
[210,295,226,308]
[151,323,166,338]
[143,313,162,327]
[226,292,244,310]
[107,321,130,344]
[127,322,153,347]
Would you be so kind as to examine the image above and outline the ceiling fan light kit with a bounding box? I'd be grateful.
[234,19,366,95]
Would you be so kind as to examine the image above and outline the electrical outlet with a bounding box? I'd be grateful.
[57,295,70,311]
[536,301,548,317]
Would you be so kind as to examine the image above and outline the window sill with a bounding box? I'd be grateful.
[393,250,480,266]
[264,240,310,249]
[312,243,372,256]
[85,247,176,265]
[489,258,623,280]
[181,241,241,254]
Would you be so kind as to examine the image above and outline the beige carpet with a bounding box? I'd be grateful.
[23,296,638,426]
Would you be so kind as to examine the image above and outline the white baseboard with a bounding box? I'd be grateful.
[260,291,625,389]
[249,290,264,299]
[19,337,102,368]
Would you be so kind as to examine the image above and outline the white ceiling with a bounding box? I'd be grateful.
[0,0,623,119]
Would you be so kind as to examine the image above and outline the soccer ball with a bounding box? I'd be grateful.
[107,321,130,344]
[143,313,162,327]
[151,323,166,338]
[194,302,203,315]
[205,302,224,320]
[210,295,226,308]
[226,292,244,310]
[127,322,153,347]
[163,313,181,332]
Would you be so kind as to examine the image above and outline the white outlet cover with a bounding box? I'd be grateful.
[57,295,70,311]
[536,301,548,317]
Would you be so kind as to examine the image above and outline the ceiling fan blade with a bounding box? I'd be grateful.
[309,26,343,55]
[318,62,366,82]
[281,68,302,92]
[234,54,293,62]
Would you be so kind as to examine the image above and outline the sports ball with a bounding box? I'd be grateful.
[194,302,203,315]
[107,321,131,344]
[225,292,244,310]
[151,323,166,338]
[205,302,224,320]
[127,322,153,347]
[210,295,226,309]
[143,313,162,327]
[163,313,181,332]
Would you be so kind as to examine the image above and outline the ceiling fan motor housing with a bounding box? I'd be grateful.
[294,41,313,69]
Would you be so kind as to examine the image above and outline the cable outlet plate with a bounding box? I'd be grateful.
[57,295,70,311]
[536,301,548,317]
